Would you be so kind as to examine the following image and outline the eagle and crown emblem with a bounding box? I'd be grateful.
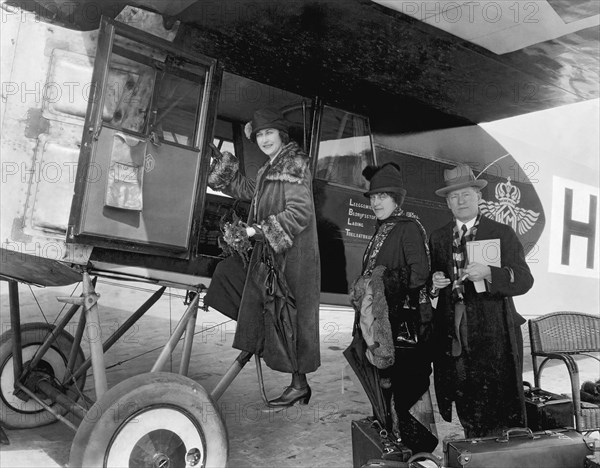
[479,177,540,235]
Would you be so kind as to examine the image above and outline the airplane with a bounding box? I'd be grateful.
[0,0,598,466]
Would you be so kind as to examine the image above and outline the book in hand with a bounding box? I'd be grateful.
[465,239,501,293]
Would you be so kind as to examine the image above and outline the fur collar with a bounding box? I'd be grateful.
[262,141,309,184]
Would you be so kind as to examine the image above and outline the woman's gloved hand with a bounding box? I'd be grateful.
[246,224,264,241]
[207,145,239,191]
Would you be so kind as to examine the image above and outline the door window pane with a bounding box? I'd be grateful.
[101,53,155,134]
[154,71,204,146]
[315,106,374,189]
[102,34,208,148]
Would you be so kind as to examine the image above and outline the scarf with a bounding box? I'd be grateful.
[362,207,430,306]
[451,213,481,302]
[450,213,481,356]
[362,206,405,276]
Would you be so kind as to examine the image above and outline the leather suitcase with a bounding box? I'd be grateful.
[585,455,600,468]
[351,418,412,468]
[444,427,593,468]
[523,382,573,430]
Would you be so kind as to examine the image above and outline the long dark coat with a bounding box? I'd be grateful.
[358,214,436,452]
[365,216,433,409]
[207,142,321,374]
[429,214,533,437]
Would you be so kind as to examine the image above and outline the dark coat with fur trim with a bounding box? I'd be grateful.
[429,214,533,437]
[208,141,321,373]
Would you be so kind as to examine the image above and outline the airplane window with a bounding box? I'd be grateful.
[214,138,235,155]
[153,71,204,147]
[281,101,312,152]
[101,35,208,148]
[315,106,373,189]
[102,51,155,134]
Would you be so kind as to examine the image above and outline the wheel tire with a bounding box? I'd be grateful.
[0,322,86,429]
[69,372,228,468]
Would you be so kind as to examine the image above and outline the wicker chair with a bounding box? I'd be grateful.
[528,311,600,433]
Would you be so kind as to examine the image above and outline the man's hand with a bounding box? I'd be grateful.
[432,271,451,290]
[463,262,492,282]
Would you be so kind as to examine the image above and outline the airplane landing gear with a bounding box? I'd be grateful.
[69,372,227,468]
[2,275,229,467]
[0,322,86,428]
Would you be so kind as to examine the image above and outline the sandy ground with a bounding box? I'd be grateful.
[0,280,598,467]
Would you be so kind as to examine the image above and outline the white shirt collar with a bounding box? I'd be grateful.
[456,217,477,232]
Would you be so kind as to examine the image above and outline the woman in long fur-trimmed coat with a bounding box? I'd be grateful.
[204,108,320,407]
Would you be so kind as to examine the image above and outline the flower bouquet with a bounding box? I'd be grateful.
[218,211,252,267]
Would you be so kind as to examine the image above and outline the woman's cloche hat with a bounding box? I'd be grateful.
[244,108,290,142]
[434,164,488,197]
[363,163,407,198]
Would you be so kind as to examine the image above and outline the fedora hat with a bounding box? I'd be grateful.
[363,163,407,198]
[435,164,487,197]
[246,108,290,142]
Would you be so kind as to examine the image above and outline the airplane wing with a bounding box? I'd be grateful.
[7,0,598,124]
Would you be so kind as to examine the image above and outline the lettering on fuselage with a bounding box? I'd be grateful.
[562,188,597,269]
[549,176,599,278]
[345,198,375,240]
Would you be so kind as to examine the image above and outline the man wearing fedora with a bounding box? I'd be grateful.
[429,164,533,438]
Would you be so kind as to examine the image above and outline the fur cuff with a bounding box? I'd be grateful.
[262,215,293,254]
[208,151,238,191]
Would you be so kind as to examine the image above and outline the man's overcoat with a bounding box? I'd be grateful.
[429,214,533,437]
[208,142,321,374]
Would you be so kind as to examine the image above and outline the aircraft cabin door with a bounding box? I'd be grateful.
[68,17,219,258]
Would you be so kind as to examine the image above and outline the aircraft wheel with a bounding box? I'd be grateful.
[0,322,86,428]
[69,372,228,468]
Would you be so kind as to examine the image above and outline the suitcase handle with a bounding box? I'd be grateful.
[496,427,535,443]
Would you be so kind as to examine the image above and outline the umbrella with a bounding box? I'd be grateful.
[343,327,390,428]
[344,324,439,453]
[260,242,299,373]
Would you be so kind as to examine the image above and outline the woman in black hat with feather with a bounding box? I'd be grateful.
[349,162,437,452]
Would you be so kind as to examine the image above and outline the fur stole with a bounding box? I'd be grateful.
[262,141,309,184]
[350,265,395,369]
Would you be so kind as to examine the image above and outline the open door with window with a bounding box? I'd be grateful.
[311,104,377,295]
[68,17,219,258]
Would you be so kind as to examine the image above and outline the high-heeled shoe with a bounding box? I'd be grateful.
[267,385,311,407]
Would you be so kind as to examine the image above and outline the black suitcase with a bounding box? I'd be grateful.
[523,381,573,430]
[444,427,593,468]
[351,418,412,468]
[585,454,600,468]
